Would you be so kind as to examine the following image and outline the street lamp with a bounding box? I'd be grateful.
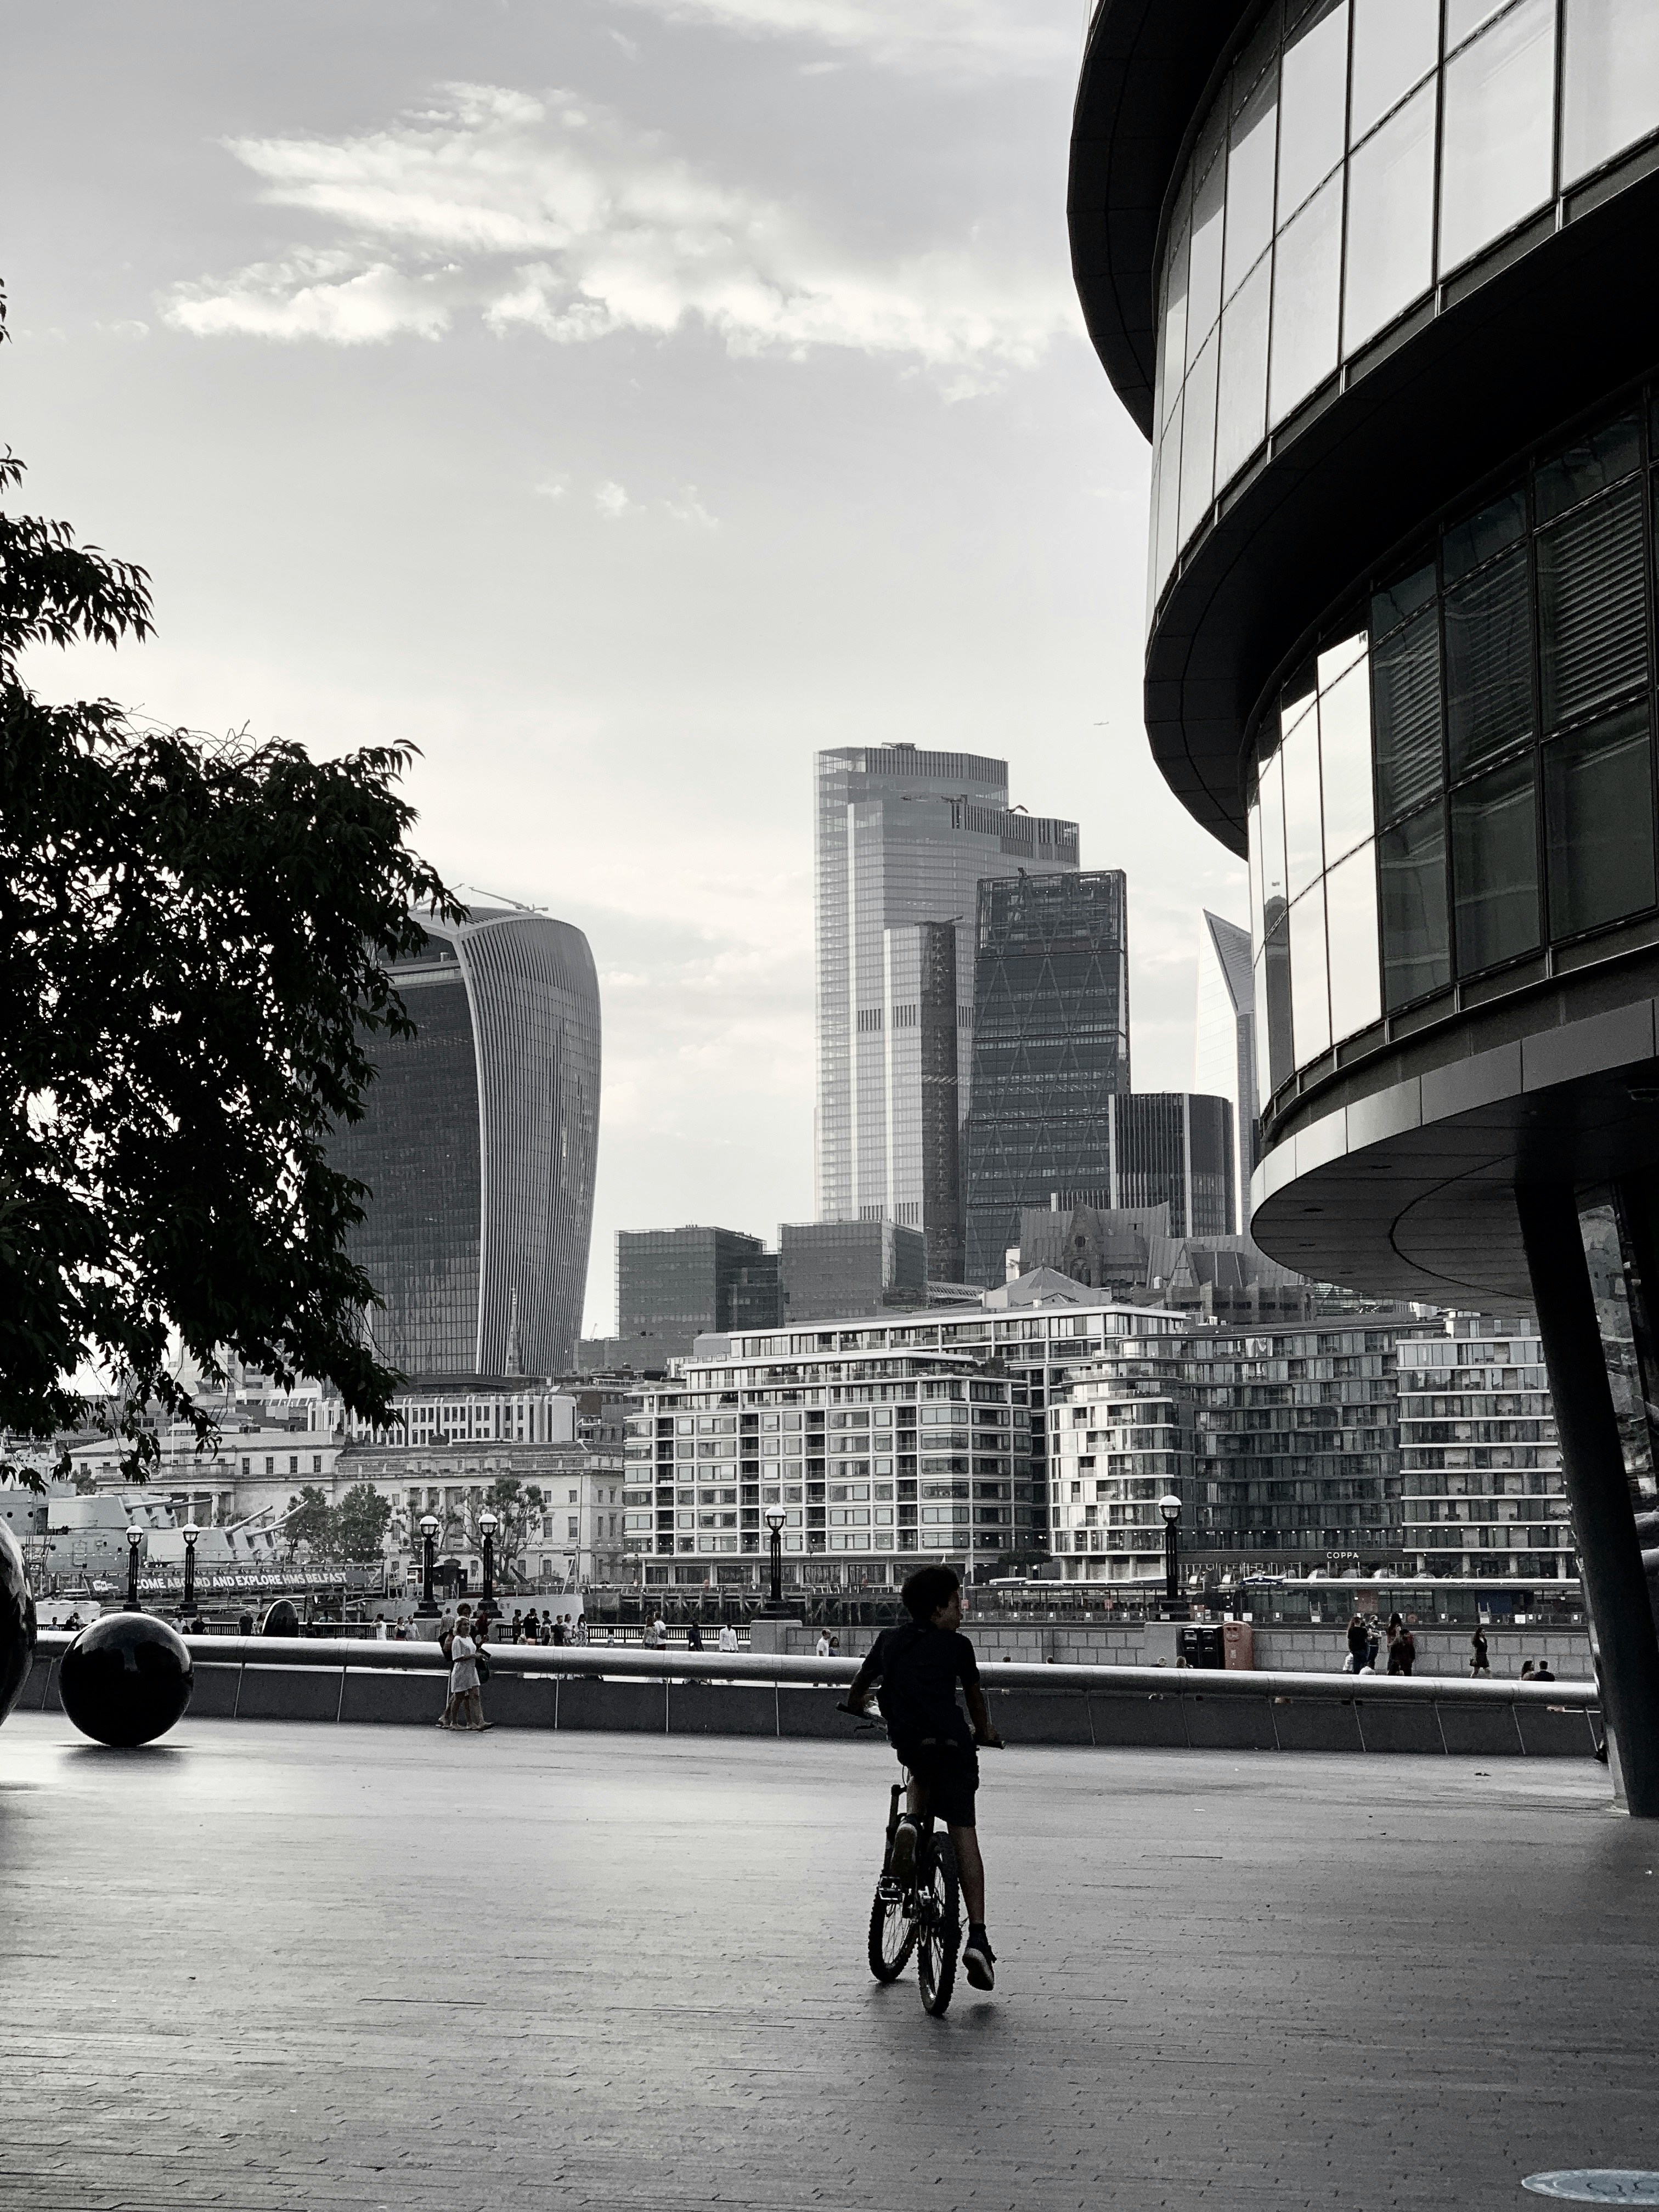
[416,1513,440,1618]
[124,1522,144,1612]
[477,1508,499,1626]
[1158,1493,1183,1611]
[762,1506,787,1616]
[181,1522,200,1620]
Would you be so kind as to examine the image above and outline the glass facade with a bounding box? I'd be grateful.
[778,1218,928,1324]
[1396,1321,1569,1572]
[1249,395,1659,1104]
[813,746,1079,1277]
[962,870,1131,1286]
[332,910,600,1378]
[1149,0,1659,612]
[617,1227,777,1355]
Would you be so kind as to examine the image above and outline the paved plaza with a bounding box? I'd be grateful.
[2,1716,1657,2211]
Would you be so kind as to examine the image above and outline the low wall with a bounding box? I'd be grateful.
[13,1635,1601,1759]
[785,1622,1593,1679]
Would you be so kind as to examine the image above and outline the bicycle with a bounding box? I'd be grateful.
[842,1702,962,2016]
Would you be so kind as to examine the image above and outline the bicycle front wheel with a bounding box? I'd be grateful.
[868,1883,917,1982]
[916,1834,960,2017]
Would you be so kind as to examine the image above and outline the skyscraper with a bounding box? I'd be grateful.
[962,870,1131,1283]
[330,905,600,1379]
[1194,911,1259,1234]
[814,743,1079,1278]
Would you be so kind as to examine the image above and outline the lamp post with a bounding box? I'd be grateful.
[416,1513,440,1618]
[181,1522,200,1619]
[477,1508,499,1627]
[124,1523,144,1612]
[1159,1493,1183,1615]
[763,1506,787,1616]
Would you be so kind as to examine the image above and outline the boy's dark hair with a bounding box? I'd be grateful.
[902,1564,961,1624]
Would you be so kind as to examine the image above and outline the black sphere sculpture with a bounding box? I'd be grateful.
[0,1521,38,1728]
[59,1613,194,1747]
[261,1599,300,1638]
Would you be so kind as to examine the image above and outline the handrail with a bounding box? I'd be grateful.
[28,1632,1598,1708]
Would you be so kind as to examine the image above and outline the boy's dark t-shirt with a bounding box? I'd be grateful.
[870,1620,980,1748]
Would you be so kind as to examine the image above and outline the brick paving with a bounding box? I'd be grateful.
[1,1712,1655,2211]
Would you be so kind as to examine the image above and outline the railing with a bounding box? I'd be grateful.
[29,1631,1598,1710]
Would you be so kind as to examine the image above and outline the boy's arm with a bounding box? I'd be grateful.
[964,1679,1003,1747]
[846,1647,882,1712]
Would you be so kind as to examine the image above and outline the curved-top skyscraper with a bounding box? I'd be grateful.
[1073,2,1659,1807]
[332,905,600,1378]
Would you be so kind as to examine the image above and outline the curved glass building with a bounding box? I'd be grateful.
[1073,1,1659,1807]
[331,906,601,1379]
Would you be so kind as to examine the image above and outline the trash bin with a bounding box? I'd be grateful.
[1178,1624,1225,1669]
[1222,1620,1255,1670]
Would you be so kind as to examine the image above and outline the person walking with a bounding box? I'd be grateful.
[686,1620,704,1652]
[718,1621,738,1654]
[1471,1625,1491,1677]
[445,1604,488,1731]
[1385,1613,1416,1677]
[815,1629,832,1659]
[1346,1613,1369,1674]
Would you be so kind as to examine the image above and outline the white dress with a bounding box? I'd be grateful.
[449,1632,479,1694]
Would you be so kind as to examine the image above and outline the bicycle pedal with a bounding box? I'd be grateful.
[877,1879,902,1904]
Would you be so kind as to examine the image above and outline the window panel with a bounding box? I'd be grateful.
[1344,81,1437,354]
[1282,697,1325,898]
[1447,0,1510,46]
[1446,545,1534,776]
[1452,754,1541,972]
[1214,251,1273,488]
[1438,0,1556,276]
[1538,481,1648,729]
[1187,128,1228,368]
[1159,206,1191,436]
[1289,881,1332,1063]
[1372,603,1444,820]
[1224,58,1280,301]
[1269,170,1343,426]
[1544,702,1656,937]
[1278,1,1348,223]
[1155,395,1183,591]
[1562,0,1659,186]
[1443,487,1527,582]
[1350,0,1439,143]
[1325,843,1383,1041]
[1248,792,1267,954]
[1319,653,1375,864]
[1257,744,1289,912]
[1177,328,1220,547]
[1535,415,1643,522]
[1373,561,1437,637]
[1380,803,1452,1007]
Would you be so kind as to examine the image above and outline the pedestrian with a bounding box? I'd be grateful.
[1386,1613,1416,1676]
[1535,1658,1556,1681]
[686,1620,704,1652]
[374,1614,388,1641]
[828,1634,840,1656]
[439,1604,473,1728]
[1520,1658,1537,1679]
[574,1613,589,1644]
[1471,1625,1491,1676]
[718,1621,738,1654]
[238,1611,253,1638]
[815,1629,832,1659]
[550,1616,566,1647]
[652,1611,668,1646]
[1346,1613,1368,1674]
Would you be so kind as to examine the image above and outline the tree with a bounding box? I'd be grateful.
[466,1477,545,1587]
[334,1482,391,1564]
[0,281,458,1488]
[284,1485,336,1562]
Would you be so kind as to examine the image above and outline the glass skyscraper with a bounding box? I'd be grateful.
[962,870,1131,1283]
[616,1227,779,1357]
[814,743,1079,1279]
[331,906,600,1380]
[1194,910,1259,1233]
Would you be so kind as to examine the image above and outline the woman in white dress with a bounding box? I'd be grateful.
[443,1604,483,1730]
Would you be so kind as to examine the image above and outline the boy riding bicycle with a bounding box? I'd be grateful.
[845,1562,1003,1990]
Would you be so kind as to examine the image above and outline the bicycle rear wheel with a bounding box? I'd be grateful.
[915,1833,960,2017]
[867,1883,916,1982]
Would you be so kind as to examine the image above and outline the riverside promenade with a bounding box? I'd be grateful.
[2,1710,1657,2211]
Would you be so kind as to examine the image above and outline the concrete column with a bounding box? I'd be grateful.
[1517,1180,1659,1815]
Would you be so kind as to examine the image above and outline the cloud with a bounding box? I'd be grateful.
[532,474,569,499]
[664,486,718,527]
[614,0,1076,78]
[593,479,634,518]
[160,82,1076,387]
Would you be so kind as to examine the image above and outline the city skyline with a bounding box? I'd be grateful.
[3,0,1249,1344]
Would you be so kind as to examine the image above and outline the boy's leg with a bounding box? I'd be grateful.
[949,1825,986,1926]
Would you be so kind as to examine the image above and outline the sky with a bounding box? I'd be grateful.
[2,0,1246,1338]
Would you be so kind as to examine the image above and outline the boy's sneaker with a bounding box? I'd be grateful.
[963,1928,996,1991]
[889,1816,918,1883]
